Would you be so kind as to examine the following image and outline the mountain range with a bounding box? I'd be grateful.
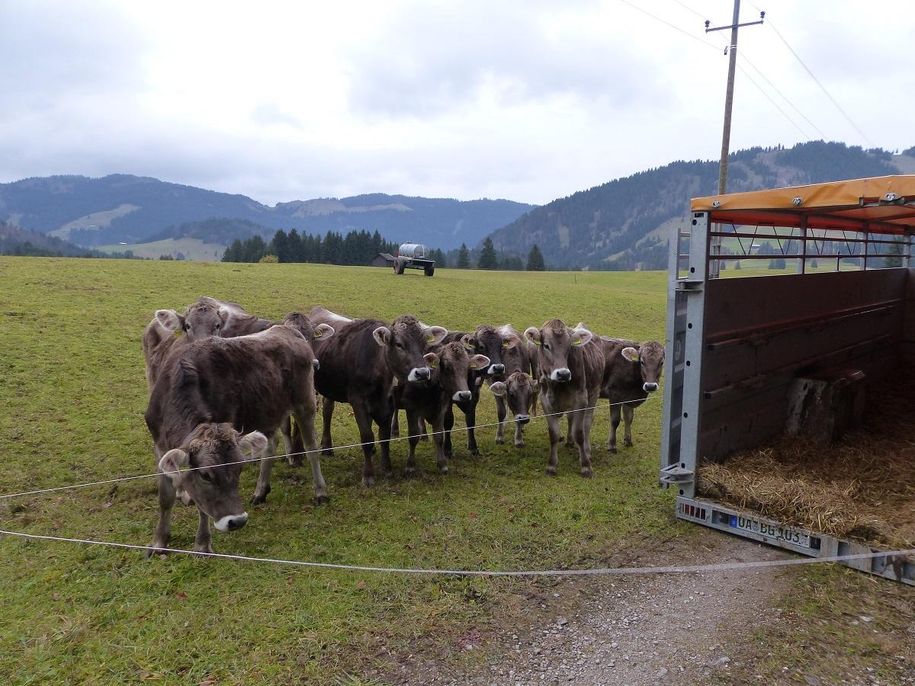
[1,141,912,268]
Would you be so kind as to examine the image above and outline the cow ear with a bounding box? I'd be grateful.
[373,326,392,347]
[159,449,189,484]
[502,334,521,349]
[217,307,231,324]
[469,354,490,371]
[621,346,640,362]
[489,381,507,397]
[313,323,335,340]
[524,327,541,346]
[571,328,593,347]
[238,430,268,458]
[423,352,439,369]
[155,309,183,332]
[425,325,448,346]
[460,333,476,351]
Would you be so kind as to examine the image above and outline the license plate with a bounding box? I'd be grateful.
[728,514,811,548]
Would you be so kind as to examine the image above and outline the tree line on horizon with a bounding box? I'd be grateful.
[223,228,549,271]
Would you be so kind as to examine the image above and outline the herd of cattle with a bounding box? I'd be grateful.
[141,297,665,554]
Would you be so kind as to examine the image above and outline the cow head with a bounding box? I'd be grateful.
[490,371,537,424]
[158,423,267,532]
[282,312,335,343]
[524,319,592,383]
[179,300,230,341]
[373,315,447,384]
[423,342,490,403]
[620,340,665,393]
[461,325,524,380]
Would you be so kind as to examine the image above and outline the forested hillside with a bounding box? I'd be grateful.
[487,141,913,270]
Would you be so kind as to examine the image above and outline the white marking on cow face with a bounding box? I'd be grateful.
[213,512,249,532]
[452,390,472,402]
[550,367,572,382]
[487,363,505,376]
[408,367,431,382]
[643,382,659,393]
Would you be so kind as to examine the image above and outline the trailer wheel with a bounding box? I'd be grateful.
[424,264,435,277]
[394,259,406,275]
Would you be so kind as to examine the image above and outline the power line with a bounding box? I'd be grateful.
[736,63,810,139]
[744,3,873,145]
[738,52,825,138]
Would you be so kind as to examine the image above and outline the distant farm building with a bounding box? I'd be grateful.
[371,252,396,267]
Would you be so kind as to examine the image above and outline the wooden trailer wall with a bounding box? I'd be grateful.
[699,268,909,463]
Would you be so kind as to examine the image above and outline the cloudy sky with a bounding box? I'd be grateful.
[1,0,912,206]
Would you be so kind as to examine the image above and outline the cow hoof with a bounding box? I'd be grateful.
[469,448,480,457]
[438,465,449,474]
[362,476,376,487]
[287,456,304,467]
[607,446,617,454]
[624,440,633,448]
[404,466,417,477]
[145,545,167,559]
[495,437,505,445]
[313,494,330,505]
[193,545,214,556]
[545,466,557,476]
[251,493,267,505]
[321,448,335,457]
[514,441,524,448]
[580,467,593,478]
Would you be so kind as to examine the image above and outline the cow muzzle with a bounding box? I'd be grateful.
[551,368,572,383]
[408,367,432,382]
[453,390,472,402]
[488,364,505,376]
[643,382,659,393]
[214,512,249,532]
[515,414,530,425]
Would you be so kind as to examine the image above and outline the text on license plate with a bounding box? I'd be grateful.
[728,515,811,548]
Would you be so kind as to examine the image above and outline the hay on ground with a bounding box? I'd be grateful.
[698,375,915,548]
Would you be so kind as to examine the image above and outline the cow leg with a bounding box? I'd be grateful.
[405,409,422,476]
[565,414,575,449]
[544,409,561,476]
[147,473,176,557]
[320,397,335,456]
[443,404,455,458]
[464,399,479,456]
[281,416,302,466]
[295,402,329,504]
[608,402,621,453]
[419,417,429,441]
[352,402,378,486]
[431,412,448,473]
[376,399,394,476]
[495,395,507,445]
[575,408,593,478]
[513,418,525,448]
[193,509,213,555]
[622,404,635,448]
[251,433,280,505]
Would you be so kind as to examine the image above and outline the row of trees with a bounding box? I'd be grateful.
[222,228,549,271]
[453,239,546,271]
[223,229,400,265]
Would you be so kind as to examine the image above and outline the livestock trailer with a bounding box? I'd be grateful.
[661,175,915,585]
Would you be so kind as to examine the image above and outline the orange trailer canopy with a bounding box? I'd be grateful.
[691,175,915,235]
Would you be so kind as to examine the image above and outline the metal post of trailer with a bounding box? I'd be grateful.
[660,212,711,496]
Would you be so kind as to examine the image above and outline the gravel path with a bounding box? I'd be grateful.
[389,531,791,685]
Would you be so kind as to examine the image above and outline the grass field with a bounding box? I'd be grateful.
[0,258,675,684]
[0,257,911,685]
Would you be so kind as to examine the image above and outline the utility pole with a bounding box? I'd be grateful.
[706,2,765,195]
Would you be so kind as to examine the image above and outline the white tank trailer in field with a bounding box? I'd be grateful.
[394,243,435,276]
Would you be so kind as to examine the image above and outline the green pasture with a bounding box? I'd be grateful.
[0,258,674,684]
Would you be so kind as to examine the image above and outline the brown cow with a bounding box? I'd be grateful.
[599,337,665,453]
[524,320,604,477]
[146,323,327,554]
[400,342,489,474]
[488,371,538,447]
[308,306,447,485]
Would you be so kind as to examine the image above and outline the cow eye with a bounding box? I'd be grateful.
[200,471,214,483]
[543,343,550,351]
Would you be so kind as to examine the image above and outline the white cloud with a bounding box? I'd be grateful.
[0,0,913,205]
